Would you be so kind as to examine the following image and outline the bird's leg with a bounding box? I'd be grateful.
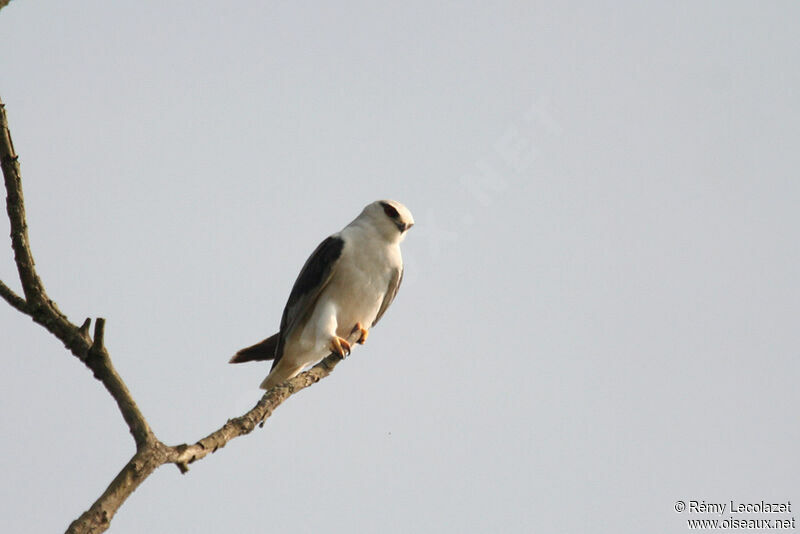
[330,336,352,358]
[351,322,369,344]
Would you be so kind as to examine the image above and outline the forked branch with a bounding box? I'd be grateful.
[1,96,356,534]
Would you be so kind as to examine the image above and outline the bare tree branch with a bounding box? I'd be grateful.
[1,97,152,446]
[63,349,352,534]
[168,351,347,472]
[1,98,47,306]
[87,318,155,450]
[1,95,359,533]
[66,445,170,534]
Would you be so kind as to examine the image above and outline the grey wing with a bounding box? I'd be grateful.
[272,235,345,367]
[372,266,403,327]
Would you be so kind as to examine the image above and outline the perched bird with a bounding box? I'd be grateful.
[231,200,414,389]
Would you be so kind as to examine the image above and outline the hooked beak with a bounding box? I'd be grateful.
[395,221,414,233]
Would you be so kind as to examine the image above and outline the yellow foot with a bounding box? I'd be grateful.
[351,322,369,344]
[330,336,352,358]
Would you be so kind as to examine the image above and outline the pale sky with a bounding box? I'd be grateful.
[1,2,798,533]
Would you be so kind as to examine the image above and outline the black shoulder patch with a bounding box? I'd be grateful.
[273,235,345,367]
[288,236,344,301]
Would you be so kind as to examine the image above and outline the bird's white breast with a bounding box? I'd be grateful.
[327,226,400,337]
[292,224,401,359]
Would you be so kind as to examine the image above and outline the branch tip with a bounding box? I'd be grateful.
[79,318,91,336]
[92,318,106,351]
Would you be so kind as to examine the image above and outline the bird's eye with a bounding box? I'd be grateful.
[381,202,399,219]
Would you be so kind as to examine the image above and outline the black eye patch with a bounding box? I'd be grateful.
[381,202,399,219]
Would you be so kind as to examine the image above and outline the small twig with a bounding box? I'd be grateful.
[0,278,28,313]
[78,317,91,339]
[91,317,106,352]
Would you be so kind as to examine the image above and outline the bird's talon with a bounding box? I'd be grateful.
[330,336,352,358]
[351,322,369,344]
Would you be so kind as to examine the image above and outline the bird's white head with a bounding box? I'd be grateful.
[357,199,415,242]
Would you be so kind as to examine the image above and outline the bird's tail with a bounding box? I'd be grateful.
[230,333,279,364]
